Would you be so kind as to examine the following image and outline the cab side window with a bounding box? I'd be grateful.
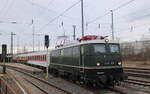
[81,46,84,55]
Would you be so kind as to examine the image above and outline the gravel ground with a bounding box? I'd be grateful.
[7,69,46,94]
[4,63,150,94]
[38,73,94,94]
[0,63,43,72]
[1,63,94,94]
[123,61,150,69]
[121,82,150,94]
[0,71,24,94]
[7,68,71,94]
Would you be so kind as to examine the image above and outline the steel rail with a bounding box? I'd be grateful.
[126,72,150,78]
[24,78,49,94]
[124,79,150,87]
[5,65,72,94]
[124,67,150,71]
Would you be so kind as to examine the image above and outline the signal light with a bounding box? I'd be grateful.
[45,35,49,48]
[2,44,7,57]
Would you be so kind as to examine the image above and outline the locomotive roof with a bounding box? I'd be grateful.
[54,39,119,50]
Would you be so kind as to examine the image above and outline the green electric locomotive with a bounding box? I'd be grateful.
[50,35,127,87]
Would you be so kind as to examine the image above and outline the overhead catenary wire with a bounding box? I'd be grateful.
[113,0,136,12]
[24,0,59,14]
[38,0,81,32]
[1,0,15,18]
[47,0,56,7]
[24,0,78,22]
[87,12,110,24]
[88,0,136,25]
[0,0,9,16]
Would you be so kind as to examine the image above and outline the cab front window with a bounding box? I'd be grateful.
[93,44,106,53]
[109,44,120,53]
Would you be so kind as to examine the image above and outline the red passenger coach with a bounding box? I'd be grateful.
[13,51,49,67]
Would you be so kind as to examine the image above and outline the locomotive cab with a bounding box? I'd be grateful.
[80,40,127,86]
[50,35,128,87]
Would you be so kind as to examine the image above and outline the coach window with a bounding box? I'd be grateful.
[43,55,45,60]
[81,46,84,55]
[73,46,79,55]
[39,55,41,60]
[60,50,64,56]
[42,55,44,60]
[41,55,43,60]
[40,56,42,60]
[36,56,38,60]
[38,55,40,60]
[45,55,47,60]
[43,55,44,60]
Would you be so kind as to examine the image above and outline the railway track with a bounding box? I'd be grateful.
[3,64,150,94]
[124,67,150,87]
[122,67,150,93]
[124,67,150,71]
[24,78,50,94]
[124,67,150,78]
[2,64,128,94]
[5,65,72,94]
[125,79,150,87]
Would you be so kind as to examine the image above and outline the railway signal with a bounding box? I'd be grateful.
[44,35,49,79]
[2,44,7,74]
[45,35,49,48]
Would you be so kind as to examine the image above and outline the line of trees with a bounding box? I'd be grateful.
[121,40,150,61]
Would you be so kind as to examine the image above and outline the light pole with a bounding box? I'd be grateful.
[110,10,114,40]
[32,19,35,52]
[11,32,16,59]
[81,0,85,37]
[72,25,76,40]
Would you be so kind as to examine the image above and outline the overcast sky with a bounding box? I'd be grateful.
[0,0,150,52]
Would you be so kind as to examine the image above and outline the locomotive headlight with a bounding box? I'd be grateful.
[118,62,122,65]
[105,39,109,43]
[96,62,101,66]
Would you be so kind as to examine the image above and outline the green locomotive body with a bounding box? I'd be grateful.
[50,38,127,86]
